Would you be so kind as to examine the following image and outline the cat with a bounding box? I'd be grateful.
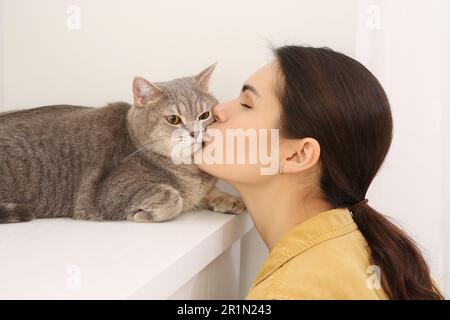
[0,63,246,223]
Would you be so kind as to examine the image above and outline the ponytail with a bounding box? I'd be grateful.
[351,203,444,299]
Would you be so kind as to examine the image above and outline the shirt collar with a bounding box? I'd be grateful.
[248,207,358,291]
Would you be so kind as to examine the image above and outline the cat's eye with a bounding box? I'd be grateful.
[165,115,182,125]
[198,111,210,120]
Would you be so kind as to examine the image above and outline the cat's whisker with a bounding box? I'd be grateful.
[123,143,155,160]
[123,136,195,161]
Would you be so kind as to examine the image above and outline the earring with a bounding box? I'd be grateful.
[279,165,284,175]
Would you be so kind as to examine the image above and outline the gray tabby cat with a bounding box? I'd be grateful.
[0,63,246,224]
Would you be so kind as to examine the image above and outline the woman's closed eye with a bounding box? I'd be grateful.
[240,103,252,109]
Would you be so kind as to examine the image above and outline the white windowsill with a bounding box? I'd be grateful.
[0,210,254,299]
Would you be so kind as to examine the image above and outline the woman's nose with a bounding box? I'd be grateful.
[212,103,227,123]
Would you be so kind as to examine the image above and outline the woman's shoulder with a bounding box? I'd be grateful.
[246,228,388,300]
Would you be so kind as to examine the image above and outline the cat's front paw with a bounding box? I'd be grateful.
[207,188,247,215]
[127,184,184,223]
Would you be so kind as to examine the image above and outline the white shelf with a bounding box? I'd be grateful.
[0,210,254,299]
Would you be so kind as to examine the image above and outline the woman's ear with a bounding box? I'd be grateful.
[281,138,321,174]
[132,76,163,108]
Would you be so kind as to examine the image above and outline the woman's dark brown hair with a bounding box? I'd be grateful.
[272,45,444,300]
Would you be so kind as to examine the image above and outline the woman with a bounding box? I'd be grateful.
[196,45,444,300]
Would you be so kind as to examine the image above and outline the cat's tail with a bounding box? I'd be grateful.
[0,203,34,223]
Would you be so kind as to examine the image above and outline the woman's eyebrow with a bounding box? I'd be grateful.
[242,84,261,99]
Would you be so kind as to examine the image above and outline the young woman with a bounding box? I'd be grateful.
[196,45,444,300]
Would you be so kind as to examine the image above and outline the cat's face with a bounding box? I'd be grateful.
[128,63,218,162]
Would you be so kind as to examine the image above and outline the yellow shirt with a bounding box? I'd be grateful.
[245,207,389,300]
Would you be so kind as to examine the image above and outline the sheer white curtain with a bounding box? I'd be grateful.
[355,0,450,296]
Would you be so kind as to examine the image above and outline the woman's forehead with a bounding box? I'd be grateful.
[246,61,279,96]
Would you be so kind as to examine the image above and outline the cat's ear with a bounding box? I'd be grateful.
[132,76,163,108]
[193,62,217,93]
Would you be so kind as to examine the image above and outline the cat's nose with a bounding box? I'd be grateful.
[190,131,201,139]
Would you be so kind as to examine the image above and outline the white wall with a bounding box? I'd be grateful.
[0,0,357,110]
[0,0,4,108]
[0,0,359,298]
[356,0,450,296]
